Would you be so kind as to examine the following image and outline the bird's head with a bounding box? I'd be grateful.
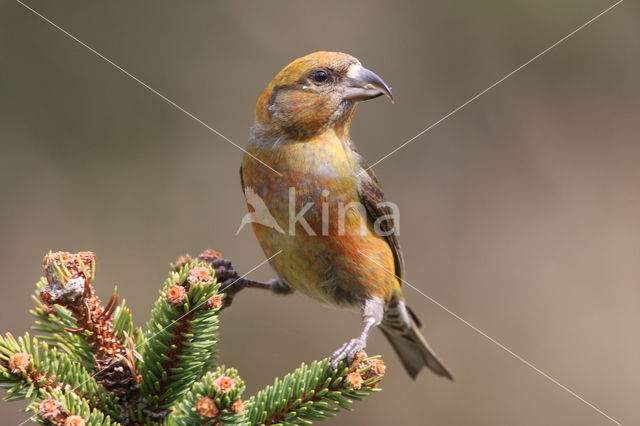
[255,51,392,139]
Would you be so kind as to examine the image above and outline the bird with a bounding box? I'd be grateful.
[227,51,452,379]
[235,186,285,235]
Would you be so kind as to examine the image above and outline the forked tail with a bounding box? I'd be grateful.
[380,300,453,380]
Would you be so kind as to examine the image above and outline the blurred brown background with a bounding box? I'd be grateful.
[1,0,638,424]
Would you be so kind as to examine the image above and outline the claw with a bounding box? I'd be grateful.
[205,256,243,309]
[215,268,239,283]
[330,338,367,369]
[211,258,233,270]
[200,253,291,310]
[207,256,241,288]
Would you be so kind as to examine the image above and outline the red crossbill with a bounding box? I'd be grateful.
[224,52,451,379]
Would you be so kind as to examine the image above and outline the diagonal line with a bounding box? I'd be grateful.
[134,250,282,348]
[364,0,624,172]
[16,250,282,426]
[14,0,282,177]
[357,250,623,426]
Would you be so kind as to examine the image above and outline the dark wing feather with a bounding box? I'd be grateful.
[357,156,405,279]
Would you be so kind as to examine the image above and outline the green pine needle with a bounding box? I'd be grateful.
[0,333,121,421]
[139,260,221,413]
[247,357,384,426]
[167,367,247,425]
[27,389,121,425]
[2,251,386,425]
[30,278,94,370]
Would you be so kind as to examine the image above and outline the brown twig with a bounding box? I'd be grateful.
[39,251,139,398]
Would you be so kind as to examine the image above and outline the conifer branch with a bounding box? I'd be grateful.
[0,333,121,421]
[30,282,95,371]
[246,354,385,425]
[28,389,121,425]
[166,367,247,425]
[1,250,385,425]
[138,257,221,415]
[38,252,140,399]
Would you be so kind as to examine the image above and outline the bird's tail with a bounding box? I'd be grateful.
[380,300,453,380]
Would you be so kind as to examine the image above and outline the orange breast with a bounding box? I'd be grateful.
[241,129,399,307]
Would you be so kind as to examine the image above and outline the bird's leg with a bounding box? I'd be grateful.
[330,297,384,369]
[209,257,292,308]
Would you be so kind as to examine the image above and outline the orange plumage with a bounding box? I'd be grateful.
[241,52,452,379]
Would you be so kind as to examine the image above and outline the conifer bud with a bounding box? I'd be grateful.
[8,352,30,374]
[195,396,218,418]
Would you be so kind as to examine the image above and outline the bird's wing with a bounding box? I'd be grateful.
[357,156,405,279]
[239,164,245,195]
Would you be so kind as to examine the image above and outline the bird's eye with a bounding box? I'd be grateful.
[311,69,329,84]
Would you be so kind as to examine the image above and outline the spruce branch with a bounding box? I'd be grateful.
[30,280,95,371]
[246,354,385,425]
[2,250,385,425]
[29,282,135,372]
[28,389,121,426]
[0,333,121,421]
[166,367,247,425]
[38,252,140,398]
[139,257,221,414]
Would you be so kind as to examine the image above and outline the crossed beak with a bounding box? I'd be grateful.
[343,64,394,103]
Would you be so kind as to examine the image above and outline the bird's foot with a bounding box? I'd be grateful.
[197,251,291,308]
[197,251,243,307]
[212,259,242,287]
[197,250,240,284]
[330,338,367,369]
